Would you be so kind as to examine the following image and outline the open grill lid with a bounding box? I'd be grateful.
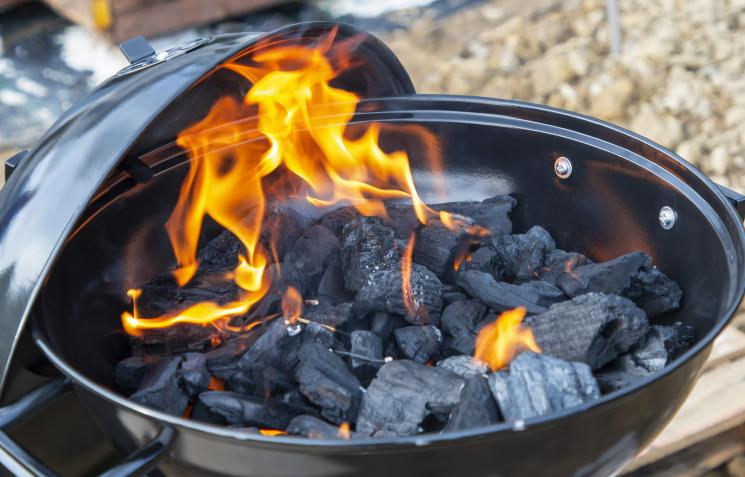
[0,22,415,395]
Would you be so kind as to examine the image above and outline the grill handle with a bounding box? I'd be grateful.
[717,184,745,220]
[0,378,173,477]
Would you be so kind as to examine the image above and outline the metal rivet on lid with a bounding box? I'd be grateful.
[659,206,677,230]
[554,156,573,179]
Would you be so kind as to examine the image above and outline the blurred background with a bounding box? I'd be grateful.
[1,0,744,475]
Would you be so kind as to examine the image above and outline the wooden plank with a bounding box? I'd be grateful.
[705,326,745,371]
[625,425,745,477]
[623,340,745,473]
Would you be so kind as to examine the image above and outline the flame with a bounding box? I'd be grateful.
[208,376,225,391]
[474,307,540,371]
[401,232,427,319]
[281,286,303,326]
[439,211,490,237]
[121,29,443,336]
[338,422,351,439]
[259,429,287,437]
[453,251,473,272]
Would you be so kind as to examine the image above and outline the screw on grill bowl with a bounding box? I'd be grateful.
[554,157,573,179]
[659,206,677,230]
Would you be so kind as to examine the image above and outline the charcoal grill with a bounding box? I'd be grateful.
[0,22,744,477]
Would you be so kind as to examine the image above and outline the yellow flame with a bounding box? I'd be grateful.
[474,307,541,371]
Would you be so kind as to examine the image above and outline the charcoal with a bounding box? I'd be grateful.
[317,255,353,305]
[625,266,683,317]
[194,391,293,428]
[595,323,696,392]
[131,323,227,356]
[279,390,321,418]
[457,270,564,314]
[437,355,488,379]
[195,230,244,271]
[356,360,465,437]
[413,218,470,279]
[356,264,443,324]
[433,195,516,237]
[339,217,398,293]
[180,352,210,395]
[205,334,260,379]
[445,376,499,431]
[225,370,255,395]
[287,415,352,439]
[557,252,649,298]
[251,365,296,399]
[394,325,443,364]
[305,302,354,328]
[370,312,405,344]
[116,356,158,394]
[525,293,649,369]
[488,351,600,421]
[282,225,340,296]
[442,287,468,305]
[440,300,487,355]
[130,357,189,416]
[316,206,361,236]
[461,246,501,279]
[491,225,556,282]
[238,318,303,373]
[383,203,423,239]
[539,250,590,285]
[349,331,384,382]
[302,321,337,348]
[294,342,363,424]
[260,212,304,260]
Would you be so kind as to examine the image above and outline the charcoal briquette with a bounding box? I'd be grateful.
[436,355,488,379]
[413,218,470,279]
[180,352,211,396]
[317,255,354,305]
[340,217,398,293]
[461,246,501,279]
[440,300,486,355]
[394,325,443,364]
[204,333,260,380]
[287,415,352,439]
[625,266,683,317]
[116,356,158,394]
[130,357,189,416]
[490,225,556,282]
[457,270,564,314]
[194,391,293,428]
[556,251,649,298]
[539,249,590,285]
[302,321,337,348]
[349,330,384,382]
[237,318,303,373]
[445,376,499,431]
[281,225,340,296]
[433,196,516,237]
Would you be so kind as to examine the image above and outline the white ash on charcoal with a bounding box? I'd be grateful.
[339,217,399,294]
[488,352,601,422]
[440,300,487,355]
[294,342,363,425]
[437,355,489,379]
[115,356,158,394]
[129,357,190,416]
[287,415,354,439]
[595,323,696,392]
[191,391,294,429]
[525,293,649,369]
[556,251,682,317]
[237,318,304,374]
[490,226,556,282]
[445,376,500,431]
[180,352,211,395]
[394,325,443,364]
[280,225,340,296]
[347,330,384,383]
[356,360,465,437]
[539,250,590,285]
[457,270,565,314]
[356,263,443,324]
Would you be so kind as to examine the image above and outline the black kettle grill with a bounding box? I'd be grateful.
[0,22,744,477]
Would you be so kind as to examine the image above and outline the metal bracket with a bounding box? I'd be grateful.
[717,184,745,220]
[120,36,156,64]
[5,150,28,181]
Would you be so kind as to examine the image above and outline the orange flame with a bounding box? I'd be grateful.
[208,376,225,391]
[401,232,427,319]
[338,422,351,439]
[474,307,540,371]
[121,29,442,336]
[281,286,303,326]
[259,429,288,437]
[439,211,490,237]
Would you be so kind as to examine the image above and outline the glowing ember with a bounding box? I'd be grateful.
[337,422,351,439]
[121,28,442,335]
[281,286,303,326]
[208,376,225,391]
[473,307,541,371]
[259,429,288,437]
[439,211,490,237]
[401,232,427,319]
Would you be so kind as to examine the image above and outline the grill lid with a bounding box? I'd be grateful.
[0,22,415,395]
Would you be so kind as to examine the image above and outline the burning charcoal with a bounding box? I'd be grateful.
[356,264,443,324]
[260,212,304,260]
[305,302,354,328]
[238,318,303,374]
[539,250,590,285]
[294,342,362,425]
[205,334,260,380]
[440,300,486,355]
[340,217,398,293]
[180,352,210,395]
[595,323,696,392]
[316,206,361,236]
[625,266,683,317]
[525,293,649,369]
[394,325,442,364]
[226,370,255,395]
[434,195,516,237]
[302,321,337,348]
[193,391,293,429]
[457,270,564,314]
[556,251,649,298]
[370,312,405,344]
[279,390,321,418]
[491,225,556,282]
[317,256,353,305]
[356,360,465,437]
[445,376,499,431]
[437,355,488,379]
[488,352,600,421]
[287,415,352,439]
[413,218,470,279]
[247,365,296,399]
[349,331,384,382]
[461,246,501,279]
[116,356,158,394]
[441,284,468,306]
[130,357,189,416]
[282,225,340,296]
